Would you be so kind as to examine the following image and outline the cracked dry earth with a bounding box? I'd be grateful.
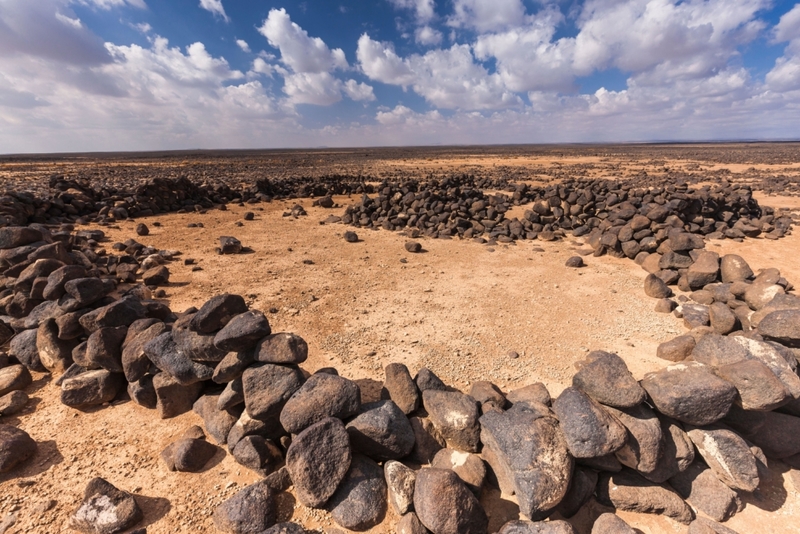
[2,192,800,534]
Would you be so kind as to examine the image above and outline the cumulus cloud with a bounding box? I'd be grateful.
[78,0,147,9]
[415,26,443,46]
[766,5,800,93]
[773,4,800,43]
[448,0,527,32]
[199,0,228,21]
[258,8,347,74]
[388,0,436,24]
[344,79,376,101]
[357,34,521,109]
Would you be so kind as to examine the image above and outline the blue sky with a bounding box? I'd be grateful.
[1,0,800,153]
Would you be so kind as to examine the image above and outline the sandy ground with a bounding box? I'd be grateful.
[2,181,800,533]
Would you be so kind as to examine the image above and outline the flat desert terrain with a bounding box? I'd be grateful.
[2,144,800,534]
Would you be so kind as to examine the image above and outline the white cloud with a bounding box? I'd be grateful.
[388,0,436,24]
[344,79,376,101]
[357,34,416,86]
[199,0,228,21]
[448,0,527,32]
[357,34,521,109]
[250,57,274,77]
[773,4,800,43]
[236,39,251,53]
[415,26,442,46]
[258,8,347,74]
[56,12,83,29]
[78,0,147,8]
[132,22,152,34]
[283,72,343,105]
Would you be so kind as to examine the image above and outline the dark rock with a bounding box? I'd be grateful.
[64,277,110,307]
[408,416,446,464]
[56,310,90,341]
[219,236,243,254]
[385,460,416,515]
[36,318,76,374]
[0,390,28,415]
[213,480,276,534]
[346,400,415,461]
[382,363,421,414]
[68,478,142,534]
[554,467,597,519]
[397,512,428,534]
[327,454,387,531]
[680,303,710,329]
[232,436,282,475]
[644,273,672,299]
[142,265,169,286]
[415,367,447,392]
[280,373,361,434]
[745,282,784,311]
[469,381,506,409]
[507,383,551,407]
[143,332,214,385]
[60,369,124,408]
[723,406,800,459]
[153,372,204,419]
[79,298,147,332]
[344,231,359,243]
[687,251,720,290]
[122,321,168,383]
[645,416,695,483]
[0,424,36,473]
[405,241,422,253]
[43,265,87,301]
[191,294,248,334]
[686,425,759,491]
[758,309,800,348]
[572,351,645,408]
[709,302,737,335]
[193,394,238,444]
[253,333,309,364]
[432,448,486,495]
[127,376,157,409]
[218,378,245,410]
[422,390,480,453]
[654,298,677,313]
[9,329,45,372]
[0,227,43,249]
[669,462,740,522]
[497,520,575,534]
[715,359,790,411]
[590,514,635,534]
[84,326,128,373]
[172,314,227,362]
[606,404,662,477]
[564,256,583,268]
[656,335,695,362]
[640,362,736,426]
[687,517,740,534]
[227,410,285,451]
[213,350,256,383]
[551,387,626,458]
[285,417,352,508]
[214,310,271,352]
[480,404,573,520]
[414,468,488,534]
[264,467,292,493]
[161,436,218,472]
[243,363,305,421]
[596,469,693,524]
[135,223,149,236]
[720,254,753,283]
[261,523,306,534]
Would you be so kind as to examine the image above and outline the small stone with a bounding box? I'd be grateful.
[405,241,423,253]
[0,365,32,397]
[644,273,672,298]
[382,363,421,414]
[344,231,359,243]
[656,335,695,362]
[161,437,218,472]
[220,236,243,254]
[0,424,36,473]
[0,390,29,416]
[591,514,635,534]
[142,265,169,286]
[565,256,584,268]
[254,333,309,364]
[69,478,143,534]
[135,223,149,236]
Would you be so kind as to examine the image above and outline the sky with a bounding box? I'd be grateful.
[1,0,800,153]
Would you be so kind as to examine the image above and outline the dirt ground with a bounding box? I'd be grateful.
[2,149,800,534]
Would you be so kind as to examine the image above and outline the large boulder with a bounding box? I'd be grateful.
[571,351,645,408]
[551,387,627,458]
[480,404,573,520]
[242,364,305,421]
[686,426,759,492]
[640,362,736,426]
[414,468,488,534]
[280,373,361,434]
[285,417,351,508]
